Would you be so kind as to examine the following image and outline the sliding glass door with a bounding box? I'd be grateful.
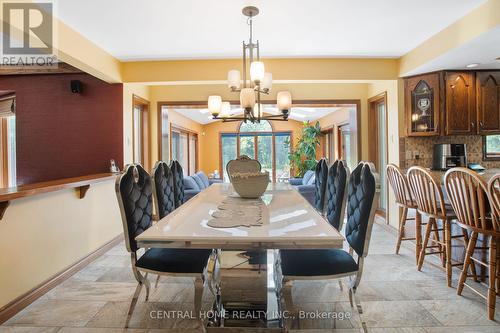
[220,120,291,182]
[171,127,198,175]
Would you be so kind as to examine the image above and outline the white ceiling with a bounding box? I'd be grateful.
[56,0,487,61]
[170,106,346,125]
[404,26,500,76]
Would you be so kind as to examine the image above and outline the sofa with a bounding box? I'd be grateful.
[183,171,222,201]
[289,169,316,206]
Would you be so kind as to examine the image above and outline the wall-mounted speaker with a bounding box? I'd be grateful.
[70,80,82,94]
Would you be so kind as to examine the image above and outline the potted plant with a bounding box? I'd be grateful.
[287,121,322,177]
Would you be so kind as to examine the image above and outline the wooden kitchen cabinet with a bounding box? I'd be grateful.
[476,71,500,134]
[443,71,476,135]
[405,72,441,136]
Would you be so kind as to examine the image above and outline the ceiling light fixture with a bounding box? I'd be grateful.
[466,63,479,68]
[207,6,292,123]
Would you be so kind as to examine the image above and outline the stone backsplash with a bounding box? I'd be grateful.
[399,135,500,169]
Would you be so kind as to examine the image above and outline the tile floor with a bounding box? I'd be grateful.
[2,223,499,332]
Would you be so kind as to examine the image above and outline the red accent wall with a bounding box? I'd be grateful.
[0,73,123,185]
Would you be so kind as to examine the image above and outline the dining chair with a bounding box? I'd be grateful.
[115,164,216,328]
[324,160,350,230]
[277,162,379,329]
[387,164,422,262]
[152,161,176,219]
[314,158,329,212]
[226,155,262,180]
[169,160,185,208]
[407,166,473,287]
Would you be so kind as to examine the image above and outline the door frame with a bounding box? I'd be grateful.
[368,92,388,219]
[157,99,362,169]
[132,94,150,170]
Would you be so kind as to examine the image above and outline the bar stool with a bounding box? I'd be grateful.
[386,164,422,263]
[407,166,473,287]
[444,168,499,320]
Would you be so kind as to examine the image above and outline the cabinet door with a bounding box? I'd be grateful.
[405,73,441,136]
[444,72,476,135]
[477,71,500,135]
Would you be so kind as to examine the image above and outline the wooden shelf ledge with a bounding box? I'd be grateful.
[0,173,118,220]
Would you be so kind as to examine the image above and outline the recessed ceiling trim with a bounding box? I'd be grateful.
[135,79,382,86]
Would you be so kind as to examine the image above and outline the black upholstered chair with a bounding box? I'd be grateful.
[277,162,379,329]
[325,160,350,230]
[169,160,185,208]
[152,161,176,219]
[115,164,215,328]
[314,158,329,212]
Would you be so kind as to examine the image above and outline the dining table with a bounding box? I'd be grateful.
[136,182,344,328]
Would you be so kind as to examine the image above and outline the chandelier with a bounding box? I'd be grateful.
[207,6,292,123]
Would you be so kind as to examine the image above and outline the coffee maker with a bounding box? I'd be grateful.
[432,144,467,171]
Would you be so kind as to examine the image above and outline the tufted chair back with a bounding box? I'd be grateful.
[325,160,350,230]
[345,162,379,257]
[314,158,329,212]
[115,164,153,253]
[170,160,185,208]
[152,161,176,219]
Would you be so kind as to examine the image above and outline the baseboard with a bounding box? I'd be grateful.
[0,233,124,324]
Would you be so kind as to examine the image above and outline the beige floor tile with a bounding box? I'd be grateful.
[288,302,359,330]
[58,328,146,333]
[358,300,440,328]
[85,301,207,329]
[68,266,111,283]
[45,281,138,302]
[88,255,131,268]
[368,328,428,333]
[0,327,60,333]
[424,326,500,332]
[5,299,106,327]
[94,267,137,283]
[418,299,500,327]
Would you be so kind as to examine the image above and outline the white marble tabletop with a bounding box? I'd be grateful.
[136,183,344,250]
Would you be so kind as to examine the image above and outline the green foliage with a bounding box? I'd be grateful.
[287,121,322,177]
[486,135,500,155]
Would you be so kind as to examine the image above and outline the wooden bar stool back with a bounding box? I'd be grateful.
[484,173,500,320]
[386,164,421,262]
[407,166,471,287]
[444,168,499,320]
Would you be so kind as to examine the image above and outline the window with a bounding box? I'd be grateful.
[160,105,169,162]
[171,126,198,175]
[220,120,291,182]
[321,128,334,163]
[0,95,16,187]
[338,124,352,169]
[132,95,150,169]
[484,135,500,160]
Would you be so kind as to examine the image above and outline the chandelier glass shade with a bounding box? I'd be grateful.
[208,6,292,123]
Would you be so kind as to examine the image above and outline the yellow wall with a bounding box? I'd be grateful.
[0,180,122,308]
[122,58,399,83]
[399,0,500,76]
